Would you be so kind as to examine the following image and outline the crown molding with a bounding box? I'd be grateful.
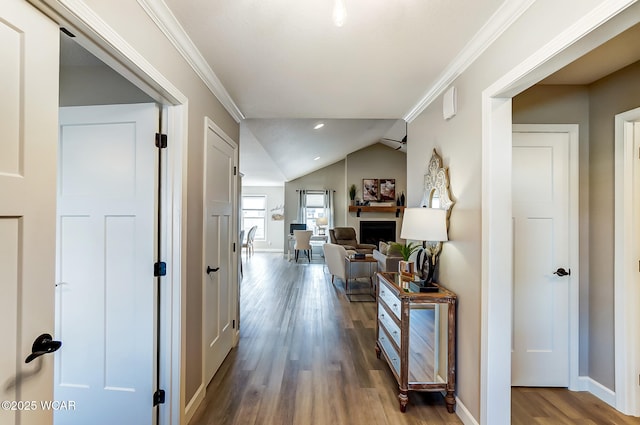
[403,0,536,123]
[137,0,245,123]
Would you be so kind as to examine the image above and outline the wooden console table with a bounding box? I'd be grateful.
[375,272,457,413]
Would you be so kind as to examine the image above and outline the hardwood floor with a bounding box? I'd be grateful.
[189,252,640,425]
[512,387,640,425]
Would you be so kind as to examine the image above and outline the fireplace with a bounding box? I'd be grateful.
[360,221,396,246]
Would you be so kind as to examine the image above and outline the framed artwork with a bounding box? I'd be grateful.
[379,178,395,201]
[362,178,379,201]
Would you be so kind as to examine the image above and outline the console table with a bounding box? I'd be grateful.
[375,272,457,413]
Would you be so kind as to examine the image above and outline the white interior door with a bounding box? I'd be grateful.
[0,2,59,424]
[512,130,570,386]
[54,104,158,424]
[203,121,237,384]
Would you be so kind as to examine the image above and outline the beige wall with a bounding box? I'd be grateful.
[284,160,346,246]
[242,186,285,251]
[60,65,153,106]
[284,143,407,248]
[345,143,407,241]
[588,60,640,388]
[78,0,240,406]
[513,85,590,375]
[406,1,639,420]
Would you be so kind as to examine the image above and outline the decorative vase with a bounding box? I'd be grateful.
[400,192,405,206]
[398,260,414,276]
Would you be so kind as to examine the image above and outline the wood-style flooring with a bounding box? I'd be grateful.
[189,252,640,425]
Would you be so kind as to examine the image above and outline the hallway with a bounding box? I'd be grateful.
[189,252,640,425]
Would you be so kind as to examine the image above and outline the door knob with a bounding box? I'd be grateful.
[553,267,571,277]
[206,266,220,275]
[25,333,62,363]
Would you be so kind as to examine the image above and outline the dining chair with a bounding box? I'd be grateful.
[293,230,313,262]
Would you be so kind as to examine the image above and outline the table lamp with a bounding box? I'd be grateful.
[316,217,328,235]
[400,207,448,286]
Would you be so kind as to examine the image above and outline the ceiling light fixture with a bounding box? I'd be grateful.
[314,123,325,130]
[332,0,347,27]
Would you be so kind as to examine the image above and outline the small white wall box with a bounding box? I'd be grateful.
[443,86,457,120]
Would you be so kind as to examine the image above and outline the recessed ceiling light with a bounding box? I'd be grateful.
[314,156,321,161]
[314,123,324,130]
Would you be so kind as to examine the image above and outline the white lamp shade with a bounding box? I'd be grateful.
[316,217,328,226]
[400,208,448,242]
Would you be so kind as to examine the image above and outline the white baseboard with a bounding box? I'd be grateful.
[578,376,616,408]
[252,248,283,253]
[455,396,480,425]
[184,383,205,424]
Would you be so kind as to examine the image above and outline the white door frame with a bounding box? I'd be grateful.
[481,2,640,424]
[614,107,640,416]
[512,124,580,388]
[28,2,188,424]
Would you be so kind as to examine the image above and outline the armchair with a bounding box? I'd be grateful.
[323,243,369,284]
[328,227,376,254]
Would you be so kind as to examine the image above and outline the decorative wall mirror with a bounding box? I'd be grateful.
[420,148,454,212]
[418,149,455,279]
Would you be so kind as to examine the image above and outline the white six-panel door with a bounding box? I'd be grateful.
[203,120,236,384]
[0,2,59,424]
[54,104,158,424]
[512,130,570,386]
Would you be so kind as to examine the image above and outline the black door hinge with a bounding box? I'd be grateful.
[233,242,236,252]
[155,133,168,149]
[153,389,165,406]
[154,262,167,277]
[233,320,235,329]
[234,166,237,176]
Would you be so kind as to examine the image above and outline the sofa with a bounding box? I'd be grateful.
[372,241,403,272]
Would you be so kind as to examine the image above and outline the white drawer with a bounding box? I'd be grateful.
[378,332,400,376]
[379,281,401,319]
[378,308,400,347]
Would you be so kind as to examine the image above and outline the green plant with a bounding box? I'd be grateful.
[392,242,421,261]
[349,184,357,200]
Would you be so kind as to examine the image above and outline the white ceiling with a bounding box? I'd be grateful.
[163,0,505,119]
[160,0,509,185]
[61,2,640,186]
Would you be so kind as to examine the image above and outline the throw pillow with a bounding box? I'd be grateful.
[387,241,402,257]
[379,241,389,255]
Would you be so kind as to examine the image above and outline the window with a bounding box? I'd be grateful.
[304,191,327,234]
[242,195,266,240]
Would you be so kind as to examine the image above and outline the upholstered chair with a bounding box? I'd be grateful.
[293,230,313,262]
[323,243,370,284]
[328,227,376,254]
[323,243,348,283]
